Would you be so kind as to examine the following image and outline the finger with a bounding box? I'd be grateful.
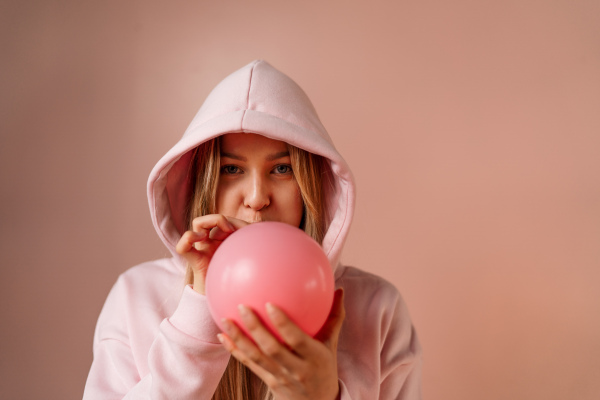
[190,215,250,241]
[191,214,238,234]
[220,318,282,378]
[208,225,235,241]
[217,333,275,383]
[238,305,303,372]
[266,303,316,359]
[223,217,250,230]
[315,288,346,347]
[175,230,208,255]
[209,217,252,240]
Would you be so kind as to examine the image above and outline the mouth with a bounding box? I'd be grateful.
[242,218,262,224]
[246,214,265,224]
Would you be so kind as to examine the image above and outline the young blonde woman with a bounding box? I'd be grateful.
[83,60,422,399]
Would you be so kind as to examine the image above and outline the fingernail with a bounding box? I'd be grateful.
[192,230,206,240]
[217,333,224,344]
[266,303,284,323]
[238,304,250,318]
[226,221,236,232]
[266,303,282,319]
[221,318,233,332]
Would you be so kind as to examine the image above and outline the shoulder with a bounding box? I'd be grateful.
[334,265,421,387]
[95,258,184,340]
[335,264,395,286]
[112,258,184,298]
[334,265,416,344]
[118,257,183,282]
[335,265,402,306]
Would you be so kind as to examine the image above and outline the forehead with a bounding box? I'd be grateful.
[220,132,288,153]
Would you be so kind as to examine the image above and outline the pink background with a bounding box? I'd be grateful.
[1,1,599,398]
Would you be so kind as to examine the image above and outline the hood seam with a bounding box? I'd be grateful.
[326,185,350,259]
[241,61,257,131]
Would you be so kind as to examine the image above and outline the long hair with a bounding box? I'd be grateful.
[184,135,329,400]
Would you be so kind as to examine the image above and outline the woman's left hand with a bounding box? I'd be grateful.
[218,288,345,400]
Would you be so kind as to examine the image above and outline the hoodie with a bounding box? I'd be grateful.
[83,60,422,399]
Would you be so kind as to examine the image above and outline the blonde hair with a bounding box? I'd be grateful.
[184,135,329,400]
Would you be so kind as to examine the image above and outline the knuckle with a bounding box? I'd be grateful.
[246,347,262,364]
[270,313,287,327]
[192,215,209,229]
[267,374,293,391]
[243,319,259,332]
[187,231,200,243]
[261,341,280,357]
[234,351,252,366]
[264,375,280,389]
[286,334,304,349]
[293,368,308,384]
[228,328,243,342]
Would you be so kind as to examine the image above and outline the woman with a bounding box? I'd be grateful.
[84,60,422,399]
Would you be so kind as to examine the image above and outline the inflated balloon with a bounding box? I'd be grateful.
[206,221,334,342]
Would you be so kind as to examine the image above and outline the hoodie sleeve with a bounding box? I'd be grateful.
[377,292,423,399]
[83,281,230,399]
[335,267,423,400]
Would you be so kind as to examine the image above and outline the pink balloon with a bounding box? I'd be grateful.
[206,221,334,342]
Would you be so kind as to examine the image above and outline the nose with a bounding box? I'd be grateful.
[243,172,270,211]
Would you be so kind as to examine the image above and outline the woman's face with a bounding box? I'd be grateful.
[215,132,304,227]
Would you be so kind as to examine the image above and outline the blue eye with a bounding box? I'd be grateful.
[273,165,292,174]
[221,165,241,174]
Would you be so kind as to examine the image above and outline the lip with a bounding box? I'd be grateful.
[245,214,265,224]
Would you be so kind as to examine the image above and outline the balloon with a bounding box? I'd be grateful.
[206,221,334,342]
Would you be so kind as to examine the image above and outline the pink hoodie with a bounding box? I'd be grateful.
[83,60,422,399]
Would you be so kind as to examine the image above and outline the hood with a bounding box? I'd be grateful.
[147,60,355,274]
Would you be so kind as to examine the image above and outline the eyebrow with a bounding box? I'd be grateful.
[220,151,290,162]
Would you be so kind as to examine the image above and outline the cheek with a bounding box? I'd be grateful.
[280,184,304,226]
[215,184,236,214]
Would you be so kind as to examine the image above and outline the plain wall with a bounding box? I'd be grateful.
[1,0,599,398]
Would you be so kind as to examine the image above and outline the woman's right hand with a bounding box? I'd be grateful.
[175,214,249,295]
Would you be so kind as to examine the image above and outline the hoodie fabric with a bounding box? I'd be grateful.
[83,60,422,399]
